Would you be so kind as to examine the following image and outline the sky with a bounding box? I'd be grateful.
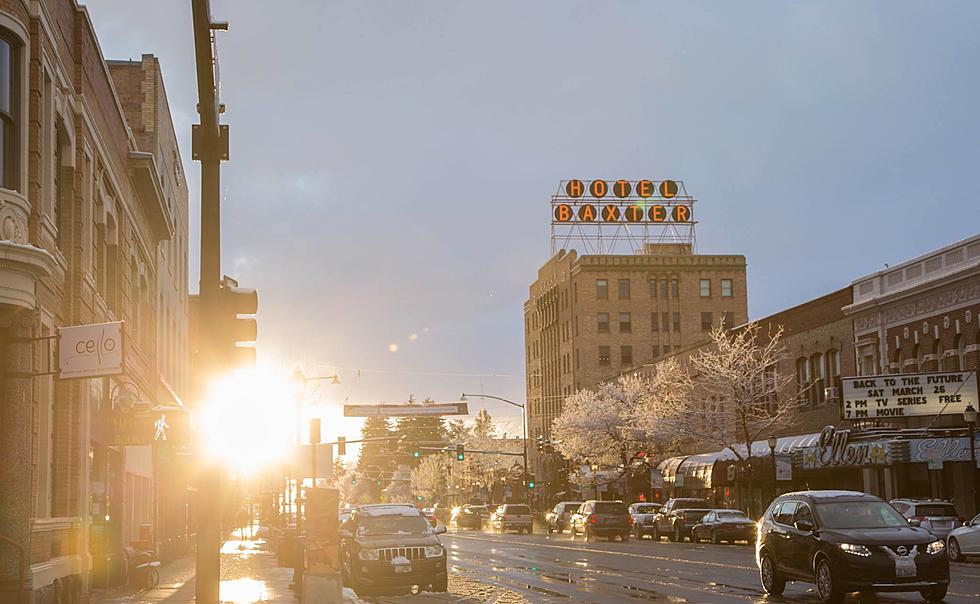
[86,1,980,439]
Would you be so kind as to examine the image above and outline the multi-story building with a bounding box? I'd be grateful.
[523,242,748,482]
[0,2,188,602]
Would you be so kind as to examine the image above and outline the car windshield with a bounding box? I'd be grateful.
[634,505,659,513]
[357,514,430,536]
[595,502,627,514]
[716,511,750,521]
[816,501,909,529]
[914,504,956,517]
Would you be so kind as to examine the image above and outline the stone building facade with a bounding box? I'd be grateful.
[523,242,748,483]
[0,2,188,602]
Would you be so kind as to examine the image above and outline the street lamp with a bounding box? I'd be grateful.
[965,404,978,512]
[767,436,778,502]
[590,463,599,500]
[460,393,529,505]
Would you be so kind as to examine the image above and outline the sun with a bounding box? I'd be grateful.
[197,367,296,476]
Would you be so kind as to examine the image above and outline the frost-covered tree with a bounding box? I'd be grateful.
[411,454,448,503]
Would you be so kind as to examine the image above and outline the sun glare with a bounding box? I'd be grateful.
[197,367,296,476]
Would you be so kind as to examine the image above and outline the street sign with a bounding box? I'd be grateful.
[58,321,124,379]
[343,402,469,417]
[841,371,978,421]
[775,455,793,481]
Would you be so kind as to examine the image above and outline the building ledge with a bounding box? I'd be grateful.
[129,152,174,242]
[0,241,57,309]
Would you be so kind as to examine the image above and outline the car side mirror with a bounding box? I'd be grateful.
[794,520,815,532]
[339,529,353,539]
[433,525,447,535]
[908,519,921,527]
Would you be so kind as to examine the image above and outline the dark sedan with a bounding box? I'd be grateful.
[692,509,756,544]
[451,505,485,530]
[756,490,948,603]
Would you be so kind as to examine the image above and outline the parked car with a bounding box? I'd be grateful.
[546,501,583,534]
[340,504,448,596]
[692,509,756,544]
[667,508,712,543]
[451,505,484,530]
[947,512,980,561]
[490,504,533,534]
[651,498,709,541]
[889,498,961,540]
[569,500,632,542]
[756,490,948,603]
[628,503,663,539]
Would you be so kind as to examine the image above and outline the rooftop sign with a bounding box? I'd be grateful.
[841,371,978,421]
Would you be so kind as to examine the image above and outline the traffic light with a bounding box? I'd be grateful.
[412,449,421,459]
[416,495,423,502]
[528,474,536,490]
[309,418,321,444]
[456,444,465,461]
[351,476,357,485]
[337,436,346,456]
[217,276,258,368]
[536,436,544,453]
[375,479,382,487]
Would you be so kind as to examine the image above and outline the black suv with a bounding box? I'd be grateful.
[340,504,448,596]
[651,497,709,541]
[756,491,949,603]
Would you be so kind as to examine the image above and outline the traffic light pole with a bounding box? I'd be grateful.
[461,394,530,505]
[191,2,227,603]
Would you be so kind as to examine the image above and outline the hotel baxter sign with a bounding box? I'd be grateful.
[841,371,978,421]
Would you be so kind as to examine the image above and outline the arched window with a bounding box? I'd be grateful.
[928,339,942,372]
[796,357,810,404]
[811,352,825,405]
[908,344,920,373]
[947,334,963,372]
[0,30,20,190]
[826,349,841,391]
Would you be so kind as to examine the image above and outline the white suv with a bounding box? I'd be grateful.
[889,498,961,540]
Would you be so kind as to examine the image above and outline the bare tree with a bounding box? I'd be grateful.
[665,323,801,514]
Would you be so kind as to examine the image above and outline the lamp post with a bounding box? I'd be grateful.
[460,394,529,505]
[965,404,979,513]
[767,436,778,504]
[590,463,599,500]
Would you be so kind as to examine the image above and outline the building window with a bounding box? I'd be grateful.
[621,345,633,366]
[660,280,668,298]
[949,334,964,371]
[652,345,660,358]
[907,344,919,373]
[661,312,670,332]
[701,312,713,332]
[663,345,672,355]
[699,279,711,297]
[721,279,733,297]
[0,32,19,191]
[826,349,841,393]
[811,352,825,405]
[671,279,679,297]
[796,357,810,404]
[672,312,681,333]
[649,280,657,298]
[618,278,630,300]
[598,346,611,366]
[619,312,631,333]
[597,312,609,333]
[651,312,658,332]
[596,279,608,299]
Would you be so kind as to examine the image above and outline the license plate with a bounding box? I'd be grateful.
[895,559,916,578]
[394,564,412,574]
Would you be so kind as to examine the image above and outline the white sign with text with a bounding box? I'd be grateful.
[842,371,977,420]
[58,321,124,379]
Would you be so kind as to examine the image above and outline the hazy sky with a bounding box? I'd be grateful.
[87,1,980,438]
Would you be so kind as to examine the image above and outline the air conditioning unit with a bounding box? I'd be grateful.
[824,387,840,401]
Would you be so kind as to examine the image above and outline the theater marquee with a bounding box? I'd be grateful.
[841,371,978,420]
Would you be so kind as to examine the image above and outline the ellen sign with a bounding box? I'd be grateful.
[58,321,124,379]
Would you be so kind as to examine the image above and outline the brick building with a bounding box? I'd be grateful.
[523,242,748,484]
[0,2,188,602]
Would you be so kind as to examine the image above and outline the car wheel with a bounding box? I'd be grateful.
[431,574,449,593]
[652,525,661,542]
[673,525,683,542]
[585,527,595,543]
[948,537,963,562]
[815,557,843,603]
[759,551,786,596]
[633,526,641,540]
[711,530,721,545]
[920,584,948,602]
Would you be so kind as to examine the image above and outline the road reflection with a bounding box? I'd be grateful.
[218,578,268,603]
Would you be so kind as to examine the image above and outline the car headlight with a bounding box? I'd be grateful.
[926,540,945,555]
[838,543,872,557]
[358,548,380,561]
[424,545,445,558]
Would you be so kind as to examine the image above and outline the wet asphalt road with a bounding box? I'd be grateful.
[435,528,980,604]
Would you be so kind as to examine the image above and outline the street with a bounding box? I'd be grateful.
[384,528,980,604]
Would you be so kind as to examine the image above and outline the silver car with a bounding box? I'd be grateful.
[889,498,961,540]
[947,512,980,561]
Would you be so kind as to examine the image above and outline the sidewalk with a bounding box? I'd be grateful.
[91,527,296,604]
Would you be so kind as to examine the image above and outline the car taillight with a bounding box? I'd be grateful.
[589,514,596,524]
[628,516,634,525]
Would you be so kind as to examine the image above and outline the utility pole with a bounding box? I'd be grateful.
[191,1,229,603]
